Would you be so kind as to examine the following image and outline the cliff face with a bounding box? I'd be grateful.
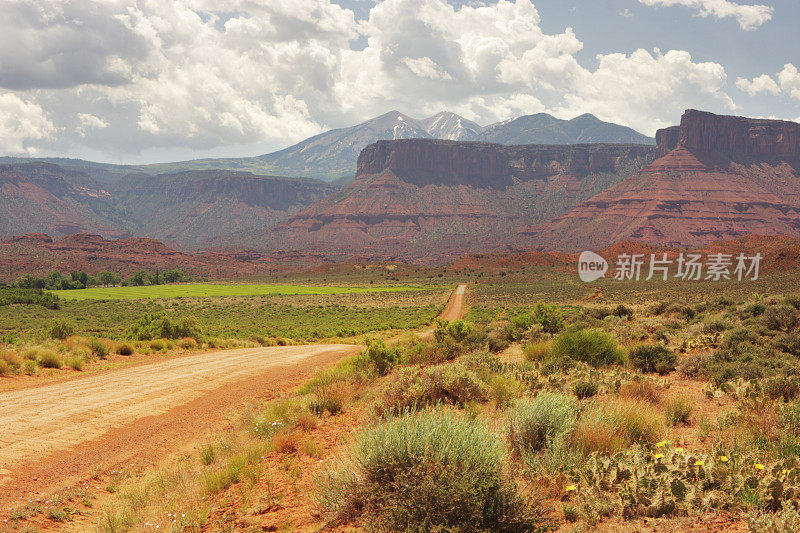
[114,170,337,247]
[676,109,800,159]
[540,110,800,251]
[261,140,655,263]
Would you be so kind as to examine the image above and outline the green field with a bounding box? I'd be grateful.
[53,283,432,301]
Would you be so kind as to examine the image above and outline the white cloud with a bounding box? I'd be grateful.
[637,0,773,30]
[76,113,108,137]
[0,0,749,155]
[620,8,634,18]
[737,64,800,102]
[0,93,55,154]
[736,74,781,95]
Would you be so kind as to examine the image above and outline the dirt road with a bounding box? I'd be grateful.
[0,285,466,503]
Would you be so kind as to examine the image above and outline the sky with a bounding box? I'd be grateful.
[0,0,797,164]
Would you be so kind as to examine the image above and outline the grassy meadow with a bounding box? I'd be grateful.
[52,282,434,300]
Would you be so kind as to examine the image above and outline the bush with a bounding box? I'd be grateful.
[317,408,549,532]
[573,380,599,399]
[487,374,526,409]
[522,340,551,362]
[573,397,665,455]
[540,355,576,376]
[115,342,135,356]
[37,349,63,369]
[363,339,400,375]
[618,381,662,405]
[679,353,711,378]
[130,312,201,341]
[49,320,74,340]
[0,287,60,309]
[309,383,348,415]
[761,305,799,332]
[507,392,578,455]
[378,363,488,414]
[629,344,677,375]
[649,301,669,315]
[87,337,109,359]
[179,337,198,350]
[665,395,694,426]
[612,304,634,319]
[532,302,564,334]
[551,329,623,367]
[67,356,84,371]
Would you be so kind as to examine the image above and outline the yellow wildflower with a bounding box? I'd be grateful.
[694,460,705,466]
[755,464,765,470]
[655,453,664,459]
[565,485,577,492]
[718,456,728,463]
[674,447,683,453]
[656,440,668,448]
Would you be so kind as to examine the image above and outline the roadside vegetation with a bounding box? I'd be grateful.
[8,273,800,531]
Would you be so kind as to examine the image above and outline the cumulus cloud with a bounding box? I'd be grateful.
[637,0,773,30]
[0,0,750,156]
[737,64,800,102]
[0,93,55,154]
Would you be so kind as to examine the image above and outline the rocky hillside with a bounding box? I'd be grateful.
[0,233,261,281]
[254,139,655,263]
[538,110,800,251]
[0,163,134,239]
[0,164,336,248]
[112,171,337,247]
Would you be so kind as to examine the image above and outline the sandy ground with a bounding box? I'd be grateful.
[0,344,359,504]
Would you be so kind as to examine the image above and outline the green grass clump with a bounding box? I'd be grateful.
[507,391,578,455]
[36,349,63,369]
[550,328,623,367]
[665,395,694,426]
[115,342,135,356]
[318,407,550,532]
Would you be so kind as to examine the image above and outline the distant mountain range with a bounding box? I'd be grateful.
[0,111,654,183]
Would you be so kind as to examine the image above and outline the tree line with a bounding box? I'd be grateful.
[14,269,186,290]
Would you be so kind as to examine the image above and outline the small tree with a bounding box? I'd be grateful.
[98,271,116,287]
[149,269,161,285]
[163,269,185,284]
[130,270,148,286]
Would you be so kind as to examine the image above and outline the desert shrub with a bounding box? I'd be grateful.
[67,356,84,371]
[317,407,549,532]
[508,392,578,455]
[444,320,475,342]
[87,337,109,358]
[0,360,10,376]
[573,397,665,455]
[22,359,38,374]
[618,381,662,405]
[612,304,634,319]
[251,397,313,437]
[377,363,488,414]
[572,380,599,399]
[115,342,135,356]
[487,374,526,409]
[522,340,551,362]
[585,306,612,320]
[649,301,669,315]
[761,305,799,332]
[764,375,800,401]
[363,339,400,375]
[149,339,166,351]
[703,318,731,333]
[273,431,302,454]
[679,353,711,378]
[551,329,623,367]
[0,350,22,374]
[665,395,694,426]
[743,301,767,318]
[130,312,201,341]
[309,383,348,415]
[37,349,63,369]
[49,320,74,340]
[179,337,198,349]
[772,334,800,357]
[540,355,576,376]
[532,302,564,334]
[629,344,677,375]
